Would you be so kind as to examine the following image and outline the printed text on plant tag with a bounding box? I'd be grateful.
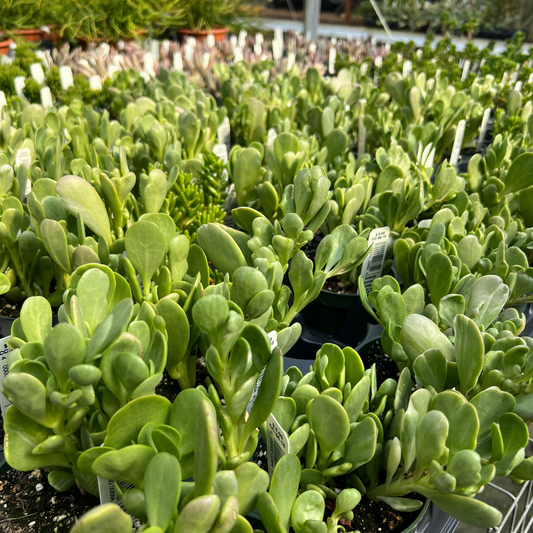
[361,227,390,293]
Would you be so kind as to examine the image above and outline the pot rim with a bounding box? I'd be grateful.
[178,27,228,36]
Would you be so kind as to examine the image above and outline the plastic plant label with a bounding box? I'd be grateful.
[98,477,135,510]
[529,73,533,84]
[287,52,295,71]
[0,91,6,112]
[16,148,31,169]
[402,60,412,78]
[331,37,337,45]
[502,71,509,84]
[217,116,231,148]
[309,42,317,55]
[254,43,262,56]
[255,32,263,46]
[206,33,215,48]
[184,44,194,63]
[358,114,366,159]
[89,75,102,91]
[328,47,336,75]
[150,40,160,61]
[0,336,12,419]
[30,63,45,84]
[234,47,244,63]
[384,43,391,55]
[59,66,74,90]
[360,62,368,76]
[213,143,228,164]
[13,77,25,97]
[202,52,210,69]
[515,81,523,91]
[161,40,170,55]
[476,108,491,151]
[40,85,53,108]
[107,65,120,79]
[267,128,277,148]
[173,51,183,71]
[246,331,277,413]
[272,40,282,61]
[266,413,290,477]
[416,49,423,60]
[510,69,519,84]
[143,52,155,76]
[230,35,238,50]
[375,56,382,69]
[449,119,466,167]
[238,30,247,48]
[361,226,390,294]
[461,59,470,82]
[274,28,283,44]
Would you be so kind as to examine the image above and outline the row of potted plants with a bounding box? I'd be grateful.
[0,30,531,533]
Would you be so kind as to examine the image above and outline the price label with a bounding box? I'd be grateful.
[40,86,53,108]
[143,52,155,76]
[358,114,366,158]
[206,33,215,48]
[255,33,263,46]
[0,337,12,419]
[213,143,228,164]
[450,119,466,167]
[476,108,491,152]
[266,413,290,477]
[98,477,135,510]
[402,60,412,78]
[89,75,102,91]
[246,331,277,413]
[361,227,390,293]
[267,128,277,148]
[30,63,45,84]
[59,66,74,90]
[286,52,295,72]
[461,59,471,82]
[328,47,336,75]
[173,51,183,71]
[14,77,25,97]
[16,148,31,168]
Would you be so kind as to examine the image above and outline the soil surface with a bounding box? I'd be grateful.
[323,277,358,295]
[0,468,98,533]
[154,356,209,403]
[358,338,401,386]
[0,297,21,320]
[325,494,424,533]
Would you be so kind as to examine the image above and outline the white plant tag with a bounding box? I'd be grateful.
[184,44,194,63]
[173,51,183,71]
[286,52,295,72]
[361,227,390,293]
[476,108,491,151]
[515,81,523,91]
[266,413,290,476]
[502,71,509,84]
[150,40,160,61]
[213,143,228,164]
[402,60,412,78]
[16,148,31,168]
[238,30,247,48]
[40,86,53,108]
[272,40,282,61]
[255,33,263,46]
[30,63,45,84]
[89,75,102,91]
[230,35,238,50]
[143,52,155,76]
[360,62,368,77]
[234,47,243,63]
[529,73,533,84]
[206,33,215,49]
[267,128,277,148]
[358,115,366,158]
[510,69,519,84]
[328,47,336,75]
[253,43,261,56]
[246,331,277,413]
[217,116,231,148]
[107,65,120,79]
[59,66,74,90]
[98,477,135,509]
[450,119,466,167]
[418,219,431,229]
[384,43,391,55]
[202,52,210,69]
[309,42,317,55]
[375,56,382,69]
[0,337,12,419]
[274,28,283,44]
[461,59,470,82]
[0,91,6,113]
[162,40,170,55]
[13,77,25,97]
[416,49,422,60]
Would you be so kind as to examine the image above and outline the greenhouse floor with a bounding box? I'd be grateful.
[258,16,529,52]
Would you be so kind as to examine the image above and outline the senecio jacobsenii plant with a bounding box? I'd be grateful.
[2,265,168,495]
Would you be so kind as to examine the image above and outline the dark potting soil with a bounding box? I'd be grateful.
[155,356,210,403]
[0,468,99,533]
[358,338,401,386]
[0,297,22,320]
[325,493,424,533]
[323,277,358,295]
